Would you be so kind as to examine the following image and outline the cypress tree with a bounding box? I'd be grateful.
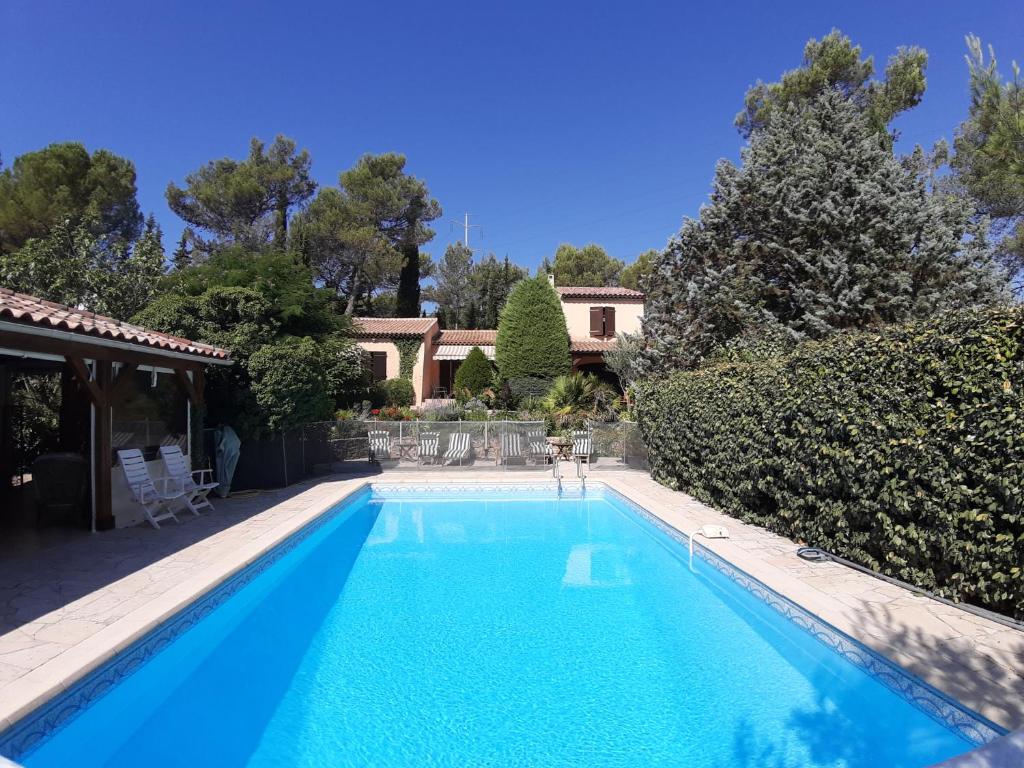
[453,346,493,396]
[495,275,571,388]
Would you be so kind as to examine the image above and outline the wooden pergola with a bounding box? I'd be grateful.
[0,288,231,531]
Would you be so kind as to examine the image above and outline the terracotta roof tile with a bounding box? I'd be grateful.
[353,317,437,337]
[0,287,230,361]
[557,286,644,300]
[436,329,497,345]
[570,337,619,353]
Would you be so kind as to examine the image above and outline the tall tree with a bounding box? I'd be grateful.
[0,142,143,255]
[290,186,396,314]
[619,249,656,291]
[171,229,194,271]
[642,90,1007,373]
[426,242,474,328]
[333,153,441,317]
[951,36,1024,285]
[548,243,624,287]
[0,214,165,319]
[165,135,315,254]
[735,29,927,140]
[495,275,571,388]
[470,254,527,328]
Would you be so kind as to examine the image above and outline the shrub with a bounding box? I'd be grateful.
[380,377,415,407]
[454,347,493,396]
[247,337,335,432]
[635,307,1024,619]
[495,275,570,382]
[542,372,620,428]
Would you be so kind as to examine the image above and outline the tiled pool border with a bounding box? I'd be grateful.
[0,481,1005,762]
[0,486,375,762]
[598,483,1007,747]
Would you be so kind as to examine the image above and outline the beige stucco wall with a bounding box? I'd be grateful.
[357,336,431,404]
[560,298,644,338]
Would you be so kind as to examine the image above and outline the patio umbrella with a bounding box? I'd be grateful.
[214,425,241,498]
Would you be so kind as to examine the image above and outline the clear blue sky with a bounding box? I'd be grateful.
[2,1,1021,274]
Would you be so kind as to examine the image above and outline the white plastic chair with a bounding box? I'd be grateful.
[158,445,217,515]
[118,449,184,529]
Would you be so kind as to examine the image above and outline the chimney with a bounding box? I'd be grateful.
[548,273,555,288]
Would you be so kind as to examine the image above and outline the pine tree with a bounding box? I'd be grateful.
[642,90,1008,373]
[172,229,194,271]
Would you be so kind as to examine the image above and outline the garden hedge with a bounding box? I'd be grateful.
[635,307,1024,619]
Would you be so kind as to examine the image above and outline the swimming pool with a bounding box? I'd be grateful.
[0,484,1002,766]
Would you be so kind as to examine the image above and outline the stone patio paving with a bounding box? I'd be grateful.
[0,468,1021,736]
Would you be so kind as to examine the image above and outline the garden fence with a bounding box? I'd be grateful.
[213,419,648,492]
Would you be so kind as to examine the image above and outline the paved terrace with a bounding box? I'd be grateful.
[1,469,1022,736]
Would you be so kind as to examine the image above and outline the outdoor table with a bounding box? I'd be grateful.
[547,439,573,462]
[394,436,418,462]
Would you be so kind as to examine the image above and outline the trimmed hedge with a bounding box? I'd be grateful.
[636,307,1024,618]
[495,275,570,382]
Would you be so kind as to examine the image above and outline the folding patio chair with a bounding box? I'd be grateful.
[118,448,185,529]
[418,432,440,466]
[498,431,524,465]
[572,429,593,465]
[527,430,551,465]
[158,445,218,515]
[368,429,392,462]
[443,432,471,465]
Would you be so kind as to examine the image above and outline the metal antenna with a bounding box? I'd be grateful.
[449,213,483,251]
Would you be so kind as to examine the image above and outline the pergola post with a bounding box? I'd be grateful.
[93,360,113,531]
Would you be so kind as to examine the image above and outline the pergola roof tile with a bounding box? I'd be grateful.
[0,287,230,361]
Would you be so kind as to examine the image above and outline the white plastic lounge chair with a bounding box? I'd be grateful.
[118,448,184,529]
[159,445,218,515]
[527,430,551,464]
[368,430,391,462]
[444,432,471,465]
[418,432,440,466]
[499,432,523,465]
[572,430,593,465]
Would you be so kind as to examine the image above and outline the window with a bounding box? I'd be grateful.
[370,351,388,382]
[589,306,616,337]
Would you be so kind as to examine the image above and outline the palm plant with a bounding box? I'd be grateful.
[542,372,620,428]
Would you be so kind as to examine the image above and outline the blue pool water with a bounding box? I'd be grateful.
[15,486,987,767]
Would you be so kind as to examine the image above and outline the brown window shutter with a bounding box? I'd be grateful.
[604,306,615,336]
[590,307,604,337]
[371,351,387,381]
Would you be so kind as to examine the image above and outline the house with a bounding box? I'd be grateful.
[351,317,439,403]
[353,282,644,406]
